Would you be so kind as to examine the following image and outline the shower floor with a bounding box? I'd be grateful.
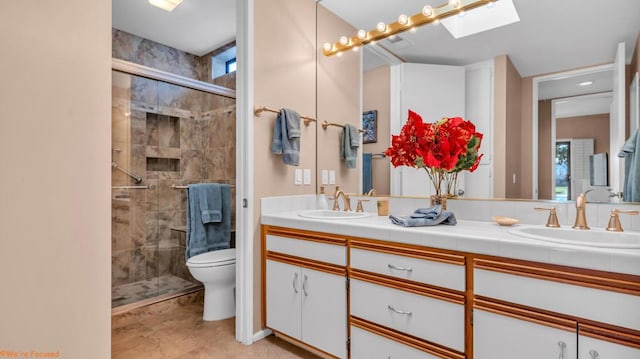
[112,274,200,308]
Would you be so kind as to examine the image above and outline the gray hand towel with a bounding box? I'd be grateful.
[340,124,359,169]
[618,128,640,201]
[271,108,301,166]
[389,205,457,227]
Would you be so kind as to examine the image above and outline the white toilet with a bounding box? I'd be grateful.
[186,248,236,321]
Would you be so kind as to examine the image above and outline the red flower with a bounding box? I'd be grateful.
[385,111,483,174]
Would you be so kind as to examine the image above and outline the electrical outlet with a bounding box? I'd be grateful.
[294,169,303,185]
[321,170,329,185]
[303,169,311,185]
[329,170,336,185]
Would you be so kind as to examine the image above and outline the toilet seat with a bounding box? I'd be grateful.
[187,248,236,268]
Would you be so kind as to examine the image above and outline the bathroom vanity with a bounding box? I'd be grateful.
[261,203,640,359]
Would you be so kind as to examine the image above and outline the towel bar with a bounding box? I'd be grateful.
[254,105,316,126]
[321,121,364,133]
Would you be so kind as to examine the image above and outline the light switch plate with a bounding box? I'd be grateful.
[303,169,311,185]
[321,170,329,185]
[329,170,336,185]
[294,169,302,185]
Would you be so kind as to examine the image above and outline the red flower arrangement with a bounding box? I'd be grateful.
[385,110,483,199]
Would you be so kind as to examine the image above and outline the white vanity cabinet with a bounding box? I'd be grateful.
[473,301,577,359]
[263,227,348,359]
[349,239,467,359]
[579,334,640,359]
[474,258,640,359]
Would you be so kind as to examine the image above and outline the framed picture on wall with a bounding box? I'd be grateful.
[362,110,377,144]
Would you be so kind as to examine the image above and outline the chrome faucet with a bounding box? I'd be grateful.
[332,186,352,212]
[572,192,590,230]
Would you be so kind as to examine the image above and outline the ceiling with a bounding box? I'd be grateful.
[112,0,638,99]
[321,0,640,77]
[112,0,236,56]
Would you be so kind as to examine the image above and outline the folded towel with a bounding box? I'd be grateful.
[363,153,373,193]
[199,184,222,224]
[618,129,640,202]
[186,183,232,260]
[271,108,301,166]
[389,205,457,227]
[341,124,360,169]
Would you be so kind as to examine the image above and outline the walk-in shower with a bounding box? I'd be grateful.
[111,63,236,310]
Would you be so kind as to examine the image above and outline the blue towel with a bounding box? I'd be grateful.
[389,205,457,227]
[186,183,231,260]
[618,129,640,202]
[363,153,373,193]
[271,108,301,166]
[199,184,222,223]
[341,124,359,169]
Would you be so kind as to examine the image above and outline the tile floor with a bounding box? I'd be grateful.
[112,291,320,358]
[112,275,200,308]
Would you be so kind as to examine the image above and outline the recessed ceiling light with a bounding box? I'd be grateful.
[148,0,183,12]
[578,81,594,86]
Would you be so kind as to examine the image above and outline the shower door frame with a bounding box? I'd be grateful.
[110,58,243,319]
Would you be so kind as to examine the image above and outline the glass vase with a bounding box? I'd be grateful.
[429,194,447,210]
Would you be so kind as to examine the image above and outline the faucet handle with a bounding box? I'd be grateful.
[356,199,370,212]
[534,207,560,228]
[606,209,639,232]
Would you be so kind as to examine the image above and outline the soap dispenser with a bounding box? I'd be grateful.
[317,186,329,209]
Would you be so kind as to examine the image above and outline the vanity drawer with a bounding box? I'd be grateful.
[350,325,441,359]
[266,234,346,266]
[350,247,465,291]
[350,278,465,352]
[474,259,640,331]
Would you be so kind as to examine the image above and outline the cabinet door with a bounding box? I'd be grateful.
[266,260,302,340]
[579,335,640,359]
[301,267,347,359]
[474,309,577,359]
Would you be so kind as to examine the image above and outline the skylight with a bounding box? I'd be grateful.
[440,0,520,39]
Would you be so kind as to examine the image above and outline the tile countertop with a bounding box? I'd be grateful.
[261,211,640,277]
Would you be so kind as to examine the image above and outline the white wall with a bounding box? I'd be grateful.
[0,1,111,357]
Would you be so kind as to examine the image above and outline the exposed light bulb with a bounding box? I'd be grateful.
[409,27,417,34]
[459,10,466,17]
[339,36,349,46]
[486,1,495,8]
[449,0,461,8]
[433,19,440,25]
[370,40,377,46]
[376,22,387,32]
[398,14,409,26]
[336,52,343,57]
[352,46,360,52]
[389,35,397,40]
[357,29,367,40]
[422,5,434,17]
[323,43,333,52]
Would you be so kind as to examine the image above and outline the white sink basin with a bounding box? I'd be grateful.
[508,225,640,249]
[298,209,371,220]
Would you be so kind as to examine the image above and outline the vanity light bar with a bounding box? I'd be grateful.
[323,0,497,57]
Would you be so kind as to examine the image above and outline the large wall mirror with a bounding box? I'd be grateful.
[318,0,640,202]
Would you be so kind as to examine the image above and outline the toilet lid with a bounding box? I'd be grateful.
[187,248,236,265]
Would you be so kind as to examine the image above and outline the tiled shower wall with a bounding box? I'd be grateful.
[111,30,236,290]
